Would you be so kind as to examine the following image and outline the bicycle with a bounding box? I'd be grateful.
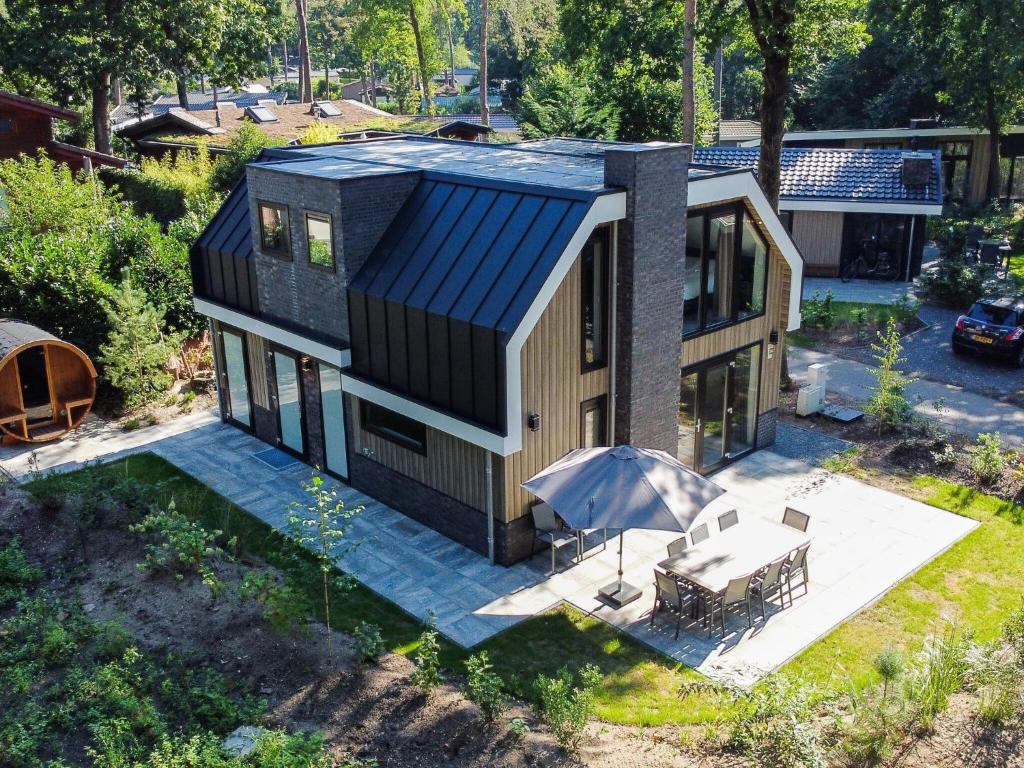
[841,245,899,282]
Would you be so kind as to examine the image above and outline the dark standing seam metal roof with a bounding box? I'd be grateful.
[348,174,597,431]
[692,147,943,206]
[191,181,259,313]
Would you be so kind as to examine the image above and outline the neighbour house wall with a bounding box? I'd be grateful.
[0,109,52,163]
[791,211,845,277]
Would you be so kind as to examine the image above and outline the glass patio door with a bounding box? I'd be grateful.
[699,361,729,472]
[273,350,305,456]
[318,365,348,479]
[221,329,252,428]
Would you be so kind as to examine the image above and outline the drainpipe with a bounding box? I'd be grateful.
[485,451,495,564]
[608,220,619,443]
[904,216,916,283]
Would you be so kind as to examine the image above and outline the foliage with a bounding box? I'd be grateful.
[239,570,312,636]
[534,664,601,752]
[353,621,386,663]
[821,447,861,475]
[904,628,973,727]
[891,292,922,325]
[917,256,1014,309]
[299,119,341,145]
[103,145,220,226]
[99,279,180,408]
[287,470,363,655]
[867,318,913,433]
[728,676,826,768]
[410,624,444,693]
[465,651,509,721]
[515,63,619,140]
[210,122,286,193]
[129,501,227,596]
[800,290,837,330]
[507,717,530,742]
[0,539,42,609]
[971,432,1007,485]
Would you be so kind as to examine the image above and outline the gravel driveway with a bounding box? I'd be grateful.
[819,304,1024,405]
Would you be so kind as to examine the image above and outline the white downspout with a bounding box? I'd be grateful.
[485,451,495,564]
[608,220,619,444]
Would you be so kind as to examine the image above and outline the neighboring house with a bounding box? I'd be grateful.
[405,113,521,133]
[0,91,126,172]
[432,67,479,89]
[714,119,762,147]
[694,146,943,279]
[190,135,802,564]
[760,122,1024,204]
[111,88,288,126]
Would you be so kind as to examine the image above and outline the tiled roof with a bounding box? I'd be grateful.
[112,90,288,124]
[692,146,943,205]
[401,113,520,132]
[718,119,761,142]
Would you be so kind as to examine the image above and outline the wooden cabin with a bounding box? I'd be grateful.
[0,320,97,443]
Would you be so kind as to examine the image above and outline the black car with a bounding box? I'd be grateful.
[952,295,1024,367]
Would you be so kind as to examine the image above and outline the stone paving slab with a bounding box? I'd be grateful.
[0,415,977,687]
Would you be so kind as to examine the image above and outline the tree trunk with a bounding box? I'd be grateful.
[713,44,723,119]
[268,44,275,86]
[984,90,1002,201]
[408,1,432,113]
[681,0,696,145]
[92,72,113,155]
[176,79,190,111]
[295,0,313,103]
[282,36,290,83]
[360,67,368,105]
[369,60,378,107]
[448,22,456,90]
[479,0,489,126]
[757,51,790,210]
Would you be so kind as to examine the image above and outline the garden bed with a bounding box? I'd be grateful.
[790,297,926,354]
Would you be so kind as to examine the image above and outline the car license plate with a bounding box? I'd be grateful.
[972,334,994,344]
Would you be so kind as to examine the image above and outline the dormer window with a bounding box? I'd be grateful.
[259,202,290,257]
[305,211,334,269]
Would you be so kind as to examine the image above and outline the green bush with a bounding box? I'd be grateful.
[970,432,1006,484]
[800,290,837,330]
[410,624,444,693]
[904,629,972,727]
[129,501,227,594]
[353,621,386,663]
[0,539,42,608]
[728,676,826,768]
[465,651,509,722]
[867,319,914,433]
[534,664,601,752]
[239,571,312,636]
[210,122,286,194]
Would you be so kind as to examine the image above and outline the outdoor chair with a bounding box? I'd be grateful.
[718,509,739,532]
[650,570,693,639]
[690,523,710,545]
[530,502,577,574]
[782,507,810,533]
[666,536,688,558]
[979,241,1002,268]
[750,557,788,619]
[781,543,811,605]
[964,224,983,260]
[706,573,755,639]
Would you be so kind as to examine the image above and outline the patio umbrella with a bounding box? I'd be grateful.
[521,445,727,607]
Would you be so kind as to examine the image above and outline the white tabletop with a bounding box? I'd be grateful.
[658,516,810,593]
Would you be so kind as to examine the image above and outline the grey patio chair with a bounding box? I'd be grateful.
[530,502,577,574]
[750,557,788,619]
[782,507,810,533]
[718,509,739,531]
[690,522,710,545]
[650,570,693,639]
[781,543,811,605]
[666,536,688,558]
[706,573,755,638]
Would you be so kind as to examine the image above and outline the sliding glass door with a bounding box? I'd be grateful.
[677,343,762,474]
[273,350,305,456]
[318,365,348,479]
[220,329,252,428]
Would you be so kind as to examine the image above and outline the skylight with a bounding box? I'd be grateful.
[315,101,341,117]
[245,106,278,123]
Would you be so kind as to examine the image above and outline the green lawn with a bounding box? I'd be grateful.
[24,455,1024,726]
[1010,253,1024,280]
[789,300,913,348]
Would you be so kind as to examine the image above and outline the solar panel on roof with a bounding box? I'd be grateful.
[315,101,341,117]
[245,106,278,123]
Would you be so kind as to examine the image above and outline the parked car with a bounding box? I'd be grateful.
[952,295,1024,367]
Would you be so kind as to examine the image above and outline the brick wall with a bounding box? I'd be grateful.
[756,407,778,448]
[604,144,691,454]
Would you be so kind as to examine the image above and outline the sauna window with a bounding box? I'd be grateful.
[259,202,291,257]
[360,400,427,454]
[581,226,610,372]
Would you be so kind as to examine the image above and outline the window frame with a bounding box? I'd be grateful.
[684,202,769,340]
[580,225,611,373]
[258,201,291,258]
[579,395,608,448]
[0,117,15,134]
[359,400,428,455]
[304,210,336,270]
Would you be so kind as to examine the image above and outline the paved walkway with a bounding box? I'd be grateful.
[0,414,976,687]
[790,346,1024,449]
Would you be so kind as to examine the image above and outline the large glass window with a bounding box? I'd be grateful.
[259,202,290,256]
[581,227,610,370]
[580,396,607,448]
[318,365,348,478]
[305,212,335,268]
[273,351,304,455]
[684,204,769,336]
[939,141,972,201]
[221,329,251,428]
[1000,155,1024,200]
[360,400,427,453]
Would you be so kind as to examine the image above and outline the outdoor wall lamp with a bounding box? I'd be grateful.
[528,412,542,432]
[769,329,779,344]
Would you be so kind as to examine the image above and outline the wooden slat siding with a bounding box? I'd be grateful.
[683,198,792,415]
[245,332,271,410]
[348,398,493,512]
[791,211,844,276]
[502,255,611,524]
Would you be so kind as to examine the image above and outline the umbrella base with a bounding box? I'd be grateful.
[598,580,642,608]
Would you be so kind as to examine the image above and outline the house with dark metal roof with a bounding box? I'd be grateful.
[694,146,943,279]
[191,135,803,564]
[0,90,126,173]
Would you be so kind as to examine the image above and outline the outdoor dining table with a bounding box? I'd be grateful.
[657,515,811,594]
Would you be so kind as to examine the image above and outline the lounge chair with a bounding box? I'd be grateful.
[781,544,811,605]
[706,573,755,638]
[750,557,788,619]
[782,507,810,532]
[650,570,693,639]
[718,509,739,531]
[531,502,577,574]
[690,523,710,545]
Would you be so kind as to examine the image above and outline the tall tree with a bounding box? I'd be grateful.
[295,0,314,101]
[155,0,226,110]
[682,0,697,144]
[479,0,489,124]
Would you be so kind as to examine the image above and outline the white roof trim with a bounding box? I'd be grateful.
[195,298,351,368]
[688,172,804,332]
[779,199,943,215]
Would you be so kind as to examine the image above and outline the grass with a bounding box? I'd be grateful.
[1010,253,1024,281]
[23,454,1024,727]
[792,300,917,348]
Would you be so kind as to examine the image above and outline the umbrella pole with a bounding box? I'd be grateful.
[617,529,625,592]
[599,527,641,608]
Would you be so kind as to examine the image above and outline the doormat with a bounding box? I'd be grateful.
[252,447,299,470]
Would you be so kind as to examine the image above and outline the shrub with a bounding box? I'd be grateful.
[873,645,905,700]
[129,501,227,595]
[352,622,386,663]
[465,651,509,722]
[729,676,825,768]
[534,664,601,752]
[210,122,286,193]
[299,119,341,145]
[800,290,837,330]
[507,717,530,742]
[410,625,444,693]
[867,318,913,433]
[0,538,42,608]
[891,292,922,325]
[971,432,1006,484]
[904,629,972,727]
[239,571,312,636]
[515,63,619,140]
